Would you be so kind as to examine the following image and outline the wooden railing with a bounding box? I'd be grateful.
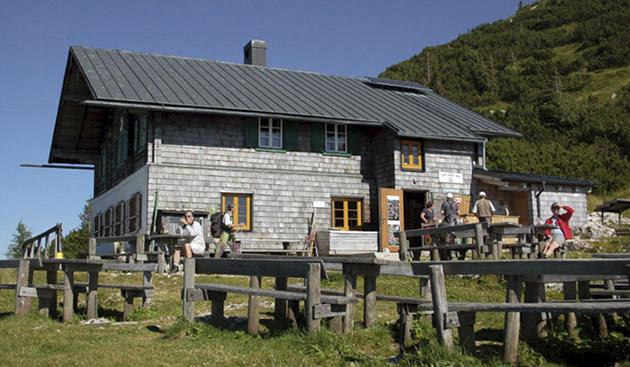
[21,224,63,259]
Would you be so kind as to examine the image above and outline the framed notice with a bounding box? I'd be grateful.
[439,171,464,184]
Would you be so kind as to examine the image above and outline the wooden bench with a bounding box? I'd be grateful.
[70,262,156,320]
[0,260,20,291]
[182,258,357,334]
[393,261,630,364]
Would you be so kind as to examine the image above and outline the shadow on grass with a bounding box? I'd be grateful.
[0,311,14,319]
[72,304,124,321]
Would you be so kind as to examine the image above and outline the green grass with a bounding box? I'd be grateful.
[0,263,629,366]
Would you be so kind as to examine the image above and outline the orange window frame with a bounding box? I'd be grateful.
[221,193,252,231]
[331,198,363,231]
[401,139,424,170]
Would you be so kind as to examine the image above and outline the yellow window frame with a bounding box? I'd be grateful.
[331,198,363,231]
[221,193,252,231]
[401,139,424,170]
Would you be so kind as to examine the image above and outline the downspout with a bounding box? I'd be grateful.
[534,181,546,222]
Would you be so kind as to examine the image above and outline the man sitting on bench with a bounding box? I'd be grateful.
[172,210,205,273]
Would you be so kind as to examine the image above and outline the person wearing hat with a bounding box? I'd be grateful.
[472,191,496,225]
[542,202,574,257]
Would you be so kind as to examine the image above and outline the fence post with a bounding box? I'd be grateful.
[274,277,288,323]
[429,265,453,349]
[343,271,357,333]
[247,275,261,335]
[88,238,100,260]
[182,258,195,321]
[563,281,578,338]
[15,259,32,316]
[305,262,321,332]
[135,235,147,263]
[399,231,408,261]
[474,223,484,259]
[503,275,522,363]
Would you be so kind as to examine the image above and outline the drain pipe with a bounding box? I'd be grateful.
[534,181,546,222]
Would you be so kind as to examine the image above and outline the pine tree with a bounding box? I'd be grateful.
[6,220,32,258]
[62,203,92,259]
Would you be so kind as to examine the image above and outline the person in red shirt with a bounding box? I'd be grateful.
[542,202,574,257]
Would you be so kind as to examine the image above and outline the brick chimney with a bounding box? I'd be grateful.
[243,39,267,66]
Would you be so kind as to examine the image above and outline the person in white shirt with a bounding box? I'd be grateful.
[171,210,205,272]
[215,204,237,258]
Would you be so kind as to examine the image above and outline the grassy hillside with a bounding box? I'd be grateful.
[380,0,630,192]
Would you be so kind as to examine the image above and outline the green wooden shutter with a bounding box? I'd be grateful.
[283,120,299,151]
[120,124,129,163]
[310,122,325,152]
[347,125,361,155]
[243,118,258,148]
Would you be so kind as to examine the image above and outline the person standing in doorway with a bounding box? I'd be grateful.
[420,201,435,225]
[472,191,496,225]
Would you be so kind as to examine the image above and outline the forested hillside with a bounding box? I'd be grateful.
[380,0,630,192]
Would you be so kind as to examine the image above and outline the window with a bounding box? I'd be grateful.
[114,201,126,235]
[221,193,252,231]
[98,145,108,182]
[325,123,347,153]
[127,193,141,233]
[258,118,282,148]
[115,116,129,169]
[103,206,113,237]
[400,139,424,170]
[331,198,363,231]
[93,213,101,237]
[133,114,148,153]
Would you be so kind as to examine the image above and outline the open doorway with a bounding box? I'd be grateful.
[403,190,428,247]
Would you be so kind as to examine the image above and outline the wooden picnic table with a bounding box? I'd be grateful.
[148,233,192,273]
[400,222,487,261]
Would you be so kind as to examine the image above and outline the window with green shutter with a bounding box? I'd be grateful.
[283,120,299,151]
[310,122,325,152]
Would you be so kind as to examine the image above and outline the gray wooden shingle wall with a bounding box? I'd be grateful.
[395,140,474,196]
[147,113,371,242]
[531,189,589,227]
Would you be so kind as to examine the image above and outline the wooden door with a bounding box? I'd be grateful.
[379,188,405,252]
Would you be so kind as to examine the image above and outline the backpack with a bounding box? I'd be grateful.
[210,212,223,238]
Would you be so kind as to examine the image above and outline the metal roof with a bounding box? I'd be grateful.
[473,168,595,188]
[68,46,521,142]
